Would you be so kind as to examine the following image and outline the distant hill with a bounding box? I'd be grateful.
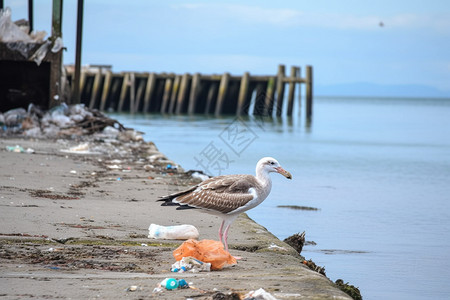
[315,83,450,98]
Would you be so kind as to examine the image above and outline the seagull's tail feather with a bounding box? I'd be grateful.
[157,186,198,210]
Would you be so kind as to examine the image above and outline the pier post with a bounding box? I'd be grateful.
[215,72,230,116]
[129,73,136,114]
[176,73,190,114]
[160,76,173,113]
[305,65,313,120]
[89,68,102,109]
[118,72,129,113]
[135,75,146,112]
[205,83,218,114]
[143,72,156,113]
[263,77,276,116]
[237,72,250,116]
[110,77,121,111]
[287,66,299,116]
[79,70,86,100]
[276,64,286,117]
[99,70,112,111]
[169,75,181,113]
[188,73,201,114]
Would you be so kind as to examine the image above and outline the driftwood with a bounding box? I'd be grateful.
[71,108,127,134]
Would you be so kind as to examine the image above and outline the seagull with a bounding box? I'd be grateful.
[158,157,292,252]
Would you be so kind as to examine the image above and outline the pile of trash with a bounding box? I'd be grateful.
[0,103,127,139]
[0,7,62,65]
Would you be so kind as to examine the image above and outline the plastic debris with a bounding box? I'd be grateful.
[1,102,127,138]
[0,7,32,43]
[178,279,189,288]
[148,224,199,240]
[267,243,287,251]
[244,288,278,300]
[60,143,100,155]
[191,171,209,181]
[159,278,189,290]
[51,36,63,53]
[126,285,138,292]
[166,164,178,170]
[6,145,24,153]
[171,256,211,273]
[30,39,51,65]
[173,239,237,270]
[107,165,122,169]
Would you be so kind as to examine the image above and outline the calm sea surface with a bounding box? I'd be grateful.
[111,96,450,300]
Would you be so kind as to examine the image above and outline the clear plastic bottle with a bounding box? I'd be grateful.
[148,224,199,240]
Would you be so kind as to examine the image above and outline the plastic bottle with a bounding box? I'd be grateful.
[177,279,189,288]
[160,278,178,290]
[148,224,199,240]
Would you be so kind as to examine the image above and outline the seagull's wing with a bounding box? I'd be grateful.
[171,174,260,214]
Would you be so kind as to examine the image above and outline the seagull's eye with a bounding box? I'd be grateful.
[270,161,275,165]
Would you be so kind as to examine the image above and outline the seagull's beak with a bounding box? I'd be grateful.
[275,167,292,179]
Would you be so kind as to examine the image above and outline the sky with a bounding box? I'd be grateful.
[6,0,450,97]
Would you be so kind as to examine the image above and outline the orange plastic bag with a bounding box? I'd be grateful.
[173,239,237,270]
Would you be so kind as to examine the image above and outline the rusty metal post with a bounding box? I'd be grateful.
[51,0,62,40]
[72,0,84,104]
[48,0,63,108]
[28,0,33,33]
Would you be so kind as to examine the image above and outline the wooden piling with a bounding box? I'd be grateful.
[135,75,146,112]
[305,65,313,120]
[205,83,218,114]
[215,72,230,116]
[176,73,190,114]
[89,68,102,109]
[263,77,276,116]
[287,66,299,116]
[99,70,112,111]
[79,70,86,100]
[168,75,181,113]
[276,64,286,117]
[118,72,129,113]
[188,73,201,114]
[109,77,121,111]
[129,73,136,114]
[68,64,312,118]
[160,76,173,113]
[237,72,250,116]
[143,72,156,113]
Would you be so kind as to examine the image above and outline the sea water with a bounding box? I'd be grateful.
[111,96,450,300]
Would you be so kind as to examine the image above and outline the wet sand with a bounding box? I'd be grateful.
[0,135,351,299]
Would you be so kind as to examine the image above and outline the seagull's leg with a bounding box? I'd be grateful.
[223,224,242,260]
[218,220,225,244]
[223,224,230,252]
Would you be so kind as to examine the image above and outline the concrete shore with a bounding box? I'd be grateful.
[0,135,352,300]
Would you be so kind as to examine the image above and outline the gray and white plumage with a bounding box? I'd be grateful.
[158,157,292,251]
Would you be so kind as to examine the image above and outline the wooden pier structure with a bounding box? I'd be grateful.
[66,64,313,118]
